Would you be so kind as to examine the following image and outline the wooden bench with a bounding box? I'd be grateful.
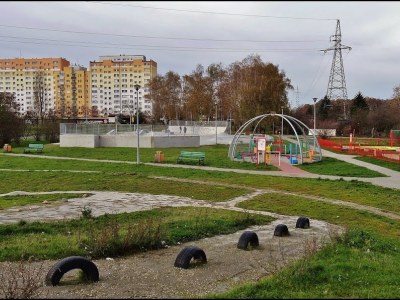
[24,144,44,153]
[177,151,205,165]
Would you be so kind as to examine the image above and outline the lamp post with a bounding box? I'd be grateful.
[215,100,218,145]
[135,84,141,164]
[281,106,284,137]
[118,61,122,124]
[313,97,318,148]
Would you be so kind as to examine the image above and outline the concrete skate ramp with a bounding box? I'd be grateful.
[168,125,227,136]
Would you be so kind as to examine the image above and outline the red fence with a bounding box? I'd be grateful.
[318,138,400,164]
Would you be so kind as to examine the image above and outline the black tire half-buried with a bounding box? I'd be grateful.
[174,246,207,269]
[296,217,310,229]
[237,231,259,250]
[45,256,99,286]
[273,224,290,237]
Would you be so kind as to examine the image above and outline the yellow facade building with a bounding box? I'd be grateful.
[55,65,91,118]
[0,55,157,119]
[0,58,70,115]
[89,55,157,118]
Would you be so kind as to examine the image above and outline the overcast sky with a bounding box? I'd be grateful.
[1,1,399,106]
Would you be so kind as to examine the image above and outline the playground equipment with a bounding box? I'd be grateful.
[229,113,322,165]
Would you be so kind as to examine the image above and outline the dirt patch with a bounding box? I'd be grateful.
[2,217,342,299]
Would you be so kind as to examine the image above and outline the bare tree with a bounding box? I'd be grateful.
[0,92,24,145]
[393,83,400,99]
[33,70,46,122]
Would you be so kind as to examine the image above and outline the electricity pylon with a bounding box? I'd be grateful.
[322,19,351,119]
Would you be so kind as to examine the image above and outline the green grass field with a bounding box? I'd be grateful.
[1,143,400,298]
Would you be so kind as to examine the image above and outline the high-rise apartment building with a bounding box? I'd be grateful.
[0,58,70,115]
[54,65,91,118]
[89,55,157,118]
[0,55,157,119]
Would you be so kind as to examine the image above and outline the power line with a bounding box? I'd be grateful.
[0,37,321,53]
[89,1,337,21]
[302,52,331,98]
[0,24,326,44]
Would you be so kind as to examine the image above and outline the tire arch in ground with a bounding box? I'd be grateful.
[237,231,259,250]
[296,217,310,229]
[45,256,100,286]
[174,245,207,269]
[274,224,290,237]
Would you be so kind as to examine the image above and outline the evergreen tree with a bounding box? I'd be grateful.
[350,92,369,115]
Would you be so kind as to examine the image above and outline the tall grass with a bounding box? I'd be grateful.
[0,207,273,261]
[211,229,400,299]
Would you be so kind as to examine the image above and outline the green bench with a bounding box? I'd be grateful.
[177,151,205,165]
[24,144,44,153]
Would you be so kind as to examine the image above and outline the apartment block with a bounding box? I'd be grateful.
[0,58,70,115]
[89,55,157,118]
[54,65,91,118]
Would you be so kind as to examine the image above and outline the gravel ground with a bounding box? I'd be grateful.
[0,217,342,299]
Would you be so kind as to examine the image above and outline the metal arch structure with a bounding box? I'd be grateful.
[228,113,322,164]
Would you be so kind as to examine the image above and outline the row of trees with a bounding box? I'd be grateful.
[147,54,292,126]
[146,53,399,137]
[0,92,60,146]
[292,91,400,137]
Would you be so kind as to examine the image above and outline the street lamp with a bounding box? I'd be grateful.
[312,97,318,134]
[313,97,318,148]
[135,84,141,164]
[215,100,218,145]
[118,61,122,124]
[281,106,284,137]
